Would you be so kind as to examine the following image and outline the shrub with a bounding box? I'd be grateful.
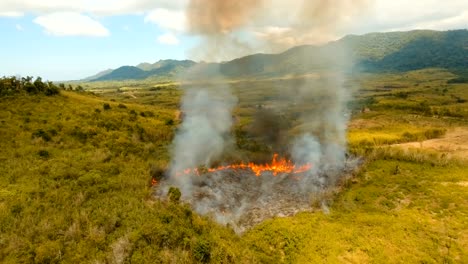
[38,149,50,158]
[103,103,111,110]
[165,119,174,126]
[117,104,127,109]
[32,129,51,142]
[168,187,181,203]
[48,128,58,136]
[140,111,155,117]
[192,238,211,263]
[44,85,60,96]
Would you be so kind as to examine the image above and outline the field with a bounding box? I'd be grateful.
[1,68,467,263]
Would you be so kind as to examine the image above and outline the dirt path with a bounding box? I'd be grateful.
[393,127,468,160]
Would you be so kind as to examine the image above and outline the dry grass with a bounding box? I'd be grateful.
[393,127,468,160]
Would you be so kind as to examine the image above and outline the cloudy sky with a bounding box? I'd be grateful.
[1,0,467,80]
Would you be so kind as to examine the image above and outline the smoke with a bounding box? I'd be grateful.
[163,0,367,230]
[168,0,260,194]
[187,0,263,35]
[169,84,236,195]
[255,0,371,52]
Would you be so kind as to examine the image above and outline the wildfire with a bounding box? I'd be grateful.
[175,153,312,177]
[151,178,158,186]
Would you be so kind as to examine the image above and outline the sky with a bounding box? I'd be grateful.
[0,0,467,81]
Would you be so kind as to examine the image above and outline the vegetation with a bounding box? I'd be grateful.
[0,91,255,263]
[83,29,468,82]
[1,67,467,263]
[0,76,60,96]
[360,30,468,72]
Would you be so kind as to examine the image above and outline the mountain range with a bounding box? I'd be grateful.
[86,29,468,82]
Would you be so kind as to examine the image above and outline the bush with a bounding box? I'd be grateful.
[103,103,111,110]
[38,149,50,158]
[44,85,60,96]
[192,238,211,263]
[140,111,155,118]
[118,104,127,109]
[32,129,51,142]
[165,119,174,126]
[168,187,181,203]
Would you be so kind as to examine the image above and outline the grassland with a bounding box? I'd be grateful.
[1,68,467,263]
[242,69,468,263]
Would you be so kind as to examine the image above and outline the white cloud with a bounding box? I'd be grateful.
[145,8,186,32]
[157,32,180,45]
[391,10,468,32]
[15,24,23,31]
[0,0,188,16]
[0,11,24,17]
[351,0,468,34]
[34,12,110,37]
[1,0,467,47]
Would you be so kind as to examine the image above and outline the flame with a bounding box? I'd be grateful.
[151,178,158,186]
[175,153,312,177]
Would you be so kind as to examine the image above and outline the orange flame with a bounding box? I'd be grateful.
[175,154,312,177]
[151,178,158,186]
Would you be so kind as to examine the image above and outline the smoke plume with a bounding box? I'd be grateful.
[169,84,236,195]
[161,0,367,231]
[187,0,263,35]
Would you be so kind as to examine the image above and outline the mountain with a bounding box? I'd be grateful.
[91,60,196,82]
[94,66,147,81]
[85,29,468,81]
[358,30,468,71]
[136,59,196,71]
[81,68,113,81]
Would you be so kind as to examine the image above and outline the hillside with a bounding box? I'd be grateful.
[2,68,468,263]
[81,68,114,82]
[0,89,258,263]
[355,30,468,71]
[85,29,468,81]
[91,60,196,82]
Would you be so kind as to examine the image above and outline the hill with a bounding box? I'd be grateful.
[84,29,468,81]
[0,88,257,263]
[353,30,468,71]
[92,60,196,82]
[81,68,114,82]
[2,68,468,262]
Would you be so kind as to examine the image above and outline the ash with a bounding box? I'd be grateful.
[154,158,360,233]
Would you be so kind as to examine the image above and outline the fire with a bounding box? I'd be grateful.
[175,153,312,177]
[151,178,158,186]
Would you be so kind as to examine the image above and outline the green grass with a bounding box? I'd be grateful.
[0,92,256,263]
[244,152,468,263]
[1,68,467,263]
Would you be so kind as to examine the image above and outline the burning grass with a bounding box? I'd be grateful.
[154,155,361,233]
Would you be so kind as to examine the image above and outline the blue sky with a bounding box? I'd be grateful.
[1,0,467,81]
[0,14,196,80]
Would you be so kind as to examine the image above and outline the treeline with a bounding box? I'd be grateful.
[0,76,85,96]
